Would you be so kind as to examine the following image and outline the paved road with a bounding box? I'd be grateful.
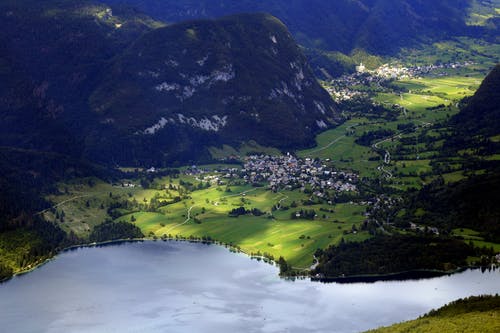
[304,123,360,157]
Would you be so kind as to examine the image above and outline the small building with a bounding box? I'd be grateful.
[356,62,366,73]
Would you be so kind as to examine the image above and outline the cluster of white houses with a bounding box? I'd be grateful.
[241,155,358,195]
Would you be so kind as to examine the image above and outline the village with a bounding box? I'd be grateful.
[241,154,358,195]
[183,154,358,200]
[324,61,475,101]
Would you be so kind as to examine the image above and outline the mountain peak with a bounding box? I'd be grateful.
[89,13,338,164]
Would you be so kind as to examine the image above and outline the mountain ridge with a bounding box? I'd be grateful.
[0,3,337,166]
[88,13,338,165]
[100,0,498,55]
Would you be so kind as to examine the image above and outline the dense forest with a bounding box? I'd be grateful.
[0,147,117,280]
[89,221,144,243]
[397,173,500,242]
[313,235,485,278]
[447,64,500,151]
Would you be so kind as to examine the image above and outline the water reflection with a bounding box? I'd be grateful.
[0,241,498,333]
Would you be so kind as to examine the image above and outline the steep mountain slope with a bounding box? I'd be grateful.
[444,64,500,154]
[87,13,338,165]
[0,0,162,157]
[453,64,500,138]
[0,1,155,277]
[1,2,336,166]
[395,66,500,245]
[100,0,494,55]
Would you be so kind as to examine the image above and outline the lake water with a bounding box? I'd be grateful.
[0,241,499,333]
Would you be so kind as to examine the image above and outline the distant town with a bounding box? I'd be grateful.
[325,61,475,101]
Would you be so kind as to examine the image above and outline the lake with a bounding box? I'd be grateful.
[0,241,499,333]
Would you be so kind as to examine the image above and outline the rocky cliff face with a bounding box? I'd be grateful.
[88,13,338,164]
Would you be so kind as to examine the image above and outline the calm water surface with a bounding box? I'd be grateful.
[0,241,499,333]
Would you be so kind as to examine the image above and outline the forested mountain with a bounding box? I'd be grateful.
[89,13,337,165]
[100,0,499,54]
[0,0,162,157]
[0,1,336,167]
[457,63,500,135]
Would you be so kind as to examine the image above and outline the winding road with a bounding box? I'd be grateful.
[164,205,196,234]
[305,135,346,156]
[274,192,289,210]
[304,123,359,157]
[371,120,433,179]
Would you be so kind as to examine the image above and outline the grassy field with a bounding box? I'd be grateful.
[116,184,368,268]
[298,118,380,177]
[365,310,500,333]
[304,70,486,189]
[120,208,367,268]
[43,180,144,236]
[452,228,500,252]
[46,175,369,269]
[394,76,482,100]
[399,37,500,70]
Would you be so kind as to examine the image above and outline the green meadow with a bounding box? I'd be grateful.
[452,228,500,252]
[308,71,485,189]
[298,118,380,177]
[46,177,368,269]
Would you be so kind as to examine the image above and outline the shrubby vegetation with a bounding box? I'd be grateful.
[426,294,500,318]
[355,129,395,147]
[397,174,500,242]
[0,263,13,281]
[366,295,500,333]
[0,148,114,279]
[228,207,264,217]
[89,221,144,242]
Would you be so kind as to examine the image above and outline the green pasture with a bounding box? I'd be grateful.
[452,228,500,252]
[119,201,368,268]
[395,76,482,100]
[46,175,369,268]
[297,119,380,177]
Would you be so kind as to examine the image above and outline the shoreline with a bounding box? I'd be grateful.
[1,237,488,285]
[311,268,471,284]
[0,237,280,283]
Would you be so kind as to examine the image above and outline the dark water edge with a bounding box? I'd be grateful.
[0,238,145,284]
[2,237,493,285]
[312,268,470,284]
